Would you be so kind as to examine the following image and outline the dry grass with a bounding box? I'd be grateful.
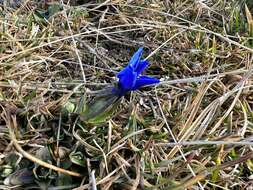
[1,0,253,189]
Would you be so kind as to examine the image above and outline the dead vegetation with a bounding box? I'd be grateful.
[0,0,253,189]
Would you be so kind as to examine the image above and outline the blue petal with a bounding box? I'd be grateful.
[136,60,149,75]
[132,76,160,90]
[117,65,132,77]
[114,47,160,96]
[117,67,137,91]
[128,47,144,70]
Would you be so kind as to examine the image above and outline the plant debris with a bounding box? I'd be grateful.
[1,1,253,189]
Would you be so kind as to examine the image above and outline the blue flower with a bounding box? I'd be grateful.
[113,47,160,96]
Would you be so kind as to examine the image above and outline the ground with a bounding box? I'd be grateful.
[0,0,253,190]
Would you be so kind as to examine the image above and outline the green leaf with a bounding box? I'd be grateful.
[62,101,76,114]
[56,173,72,186]
[34,4,62,21]
[47,4,62,18]
[75,95,87,114]
[80,93,121,124]
[69,151,86,167]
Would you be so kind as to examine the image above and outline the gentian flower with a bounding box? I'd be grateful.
[78,47,160,124]
[113,47,160,96]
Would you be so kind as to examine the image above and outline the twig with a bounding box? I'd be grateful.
[155,140,253,147]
